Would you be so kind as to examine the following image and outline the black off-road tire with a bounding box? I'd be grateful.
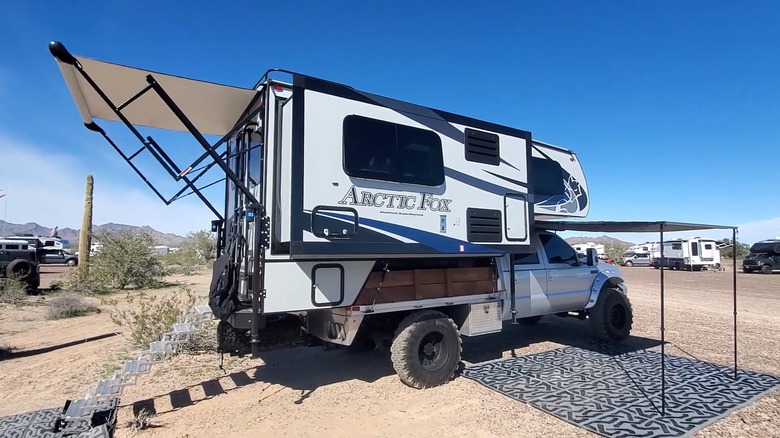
[6,259,32,280]
[589,288,633,342]
[391,310,462,389]
[761,265,773,274]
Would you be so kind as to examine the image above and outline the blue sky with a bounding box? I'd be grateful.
[1,1,778,244]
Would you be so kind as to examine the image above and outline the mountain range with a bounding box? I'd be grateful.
[1,220,635,249]
[564,235,634,247]
[0,221,186,247]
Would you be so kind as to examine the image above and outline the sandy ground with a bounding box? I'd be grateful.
[1,263,778,437]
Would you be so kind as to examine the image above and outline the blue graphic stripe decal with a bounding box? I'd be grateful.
[312,210,499,254]
[444,167,517,197]
[483,170,528,189]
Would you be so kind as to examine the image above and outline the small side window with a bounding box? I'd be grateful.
[6,244,19,250]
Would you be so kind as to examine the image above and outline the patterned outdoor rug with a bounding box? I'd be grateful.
[0,407,110,438]
[462,345,780,437]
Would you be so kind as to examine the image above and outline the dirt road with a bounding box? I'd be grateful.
[1,266,778,437]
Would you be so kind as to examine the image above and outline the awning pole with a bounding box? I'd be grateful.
[660,223,666,416]
[733,228,738,379]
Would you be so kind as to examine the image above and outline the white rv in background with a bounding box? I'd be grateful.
[572,242,605,256]
[627,241,661,258]
[653,238,721,271]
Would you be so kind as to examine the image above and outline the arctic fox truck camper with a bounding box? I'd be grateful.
[49,41,632,388]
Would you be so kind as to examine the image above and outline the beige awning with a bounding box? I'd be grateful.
[54,55,261,137]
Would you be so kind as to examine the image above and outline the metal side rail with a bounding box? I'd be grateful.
[54,304,216,436]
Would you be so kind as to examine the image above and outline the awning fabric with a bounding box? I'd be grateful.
[54,56,260,136]
[535,220,737,233]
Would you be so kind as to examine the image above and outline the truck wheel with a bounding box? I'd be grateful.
[761,265,773,274]
[66,259,77,267]
[624,261,633,267]
[391,310,461,389]
[6,260,32,280]
[589,288,633,342]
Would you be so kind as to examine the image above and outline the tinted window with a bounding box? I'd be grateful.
[704,243,713,250]
[671,243,682,250]
[514,252,540,265]
[343,115,444,186]
[531,157,565,197]
[6,244,19,250]
[691,242,699,256]
[539,233,579,266]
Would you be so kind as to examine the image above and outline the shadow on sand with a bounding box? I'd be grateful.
[125,315,663,417]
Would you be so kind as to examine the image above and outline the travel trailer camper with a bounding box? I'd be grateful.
[627,241,661,259]
[49,41,633,390]
[653,238,721,271]
[572,242,605,256]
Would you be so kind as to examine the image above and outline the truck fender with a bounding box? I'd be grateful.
[585,273,628,310]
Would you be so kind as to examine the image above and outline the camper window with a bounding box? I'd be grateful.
[343,115,444,186]
[530,157,565,197]
[671,242,682,250]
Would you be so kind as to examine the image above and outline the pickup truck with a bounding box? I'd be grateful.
[40,250,79,266]
[217,230,634,389]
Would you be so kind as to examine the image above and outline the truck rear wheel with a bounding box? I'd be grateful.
[390,310,461,389]
[589,288,633,342]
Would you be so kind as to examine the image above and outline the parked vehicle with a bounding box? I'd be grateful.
[41,250,79,266]
[51,41,634,389]
[619,252,652,267]
[742,239,780,274]
[652,238,721,271]
[0,239,41,290]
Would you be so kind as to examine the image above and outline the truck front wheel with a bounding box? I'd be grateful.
[589,288,633,342]
[390,310,461,389]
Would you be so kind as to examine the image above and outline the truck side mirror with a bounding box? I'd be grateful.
[586,248,598,266]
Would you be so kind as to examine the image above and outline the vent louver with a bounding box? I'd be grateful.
[467,208,502,243]
[465,128,500,165]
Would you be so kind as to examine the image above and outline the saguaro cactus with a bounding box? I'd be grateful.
[78,175,94,278]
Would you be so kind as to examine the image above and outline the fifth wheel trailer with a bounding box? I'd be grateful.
[49,41,632,388]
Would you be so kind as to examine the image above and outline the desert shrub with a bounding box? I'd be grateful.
[0,276,27,305]
[177,319,218,355]
[89,230,169,289]
[45,294,100,320]
[160,230,216,275]
[159,250,200,275]
[61,270,110,295]
[106,285,199,347]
